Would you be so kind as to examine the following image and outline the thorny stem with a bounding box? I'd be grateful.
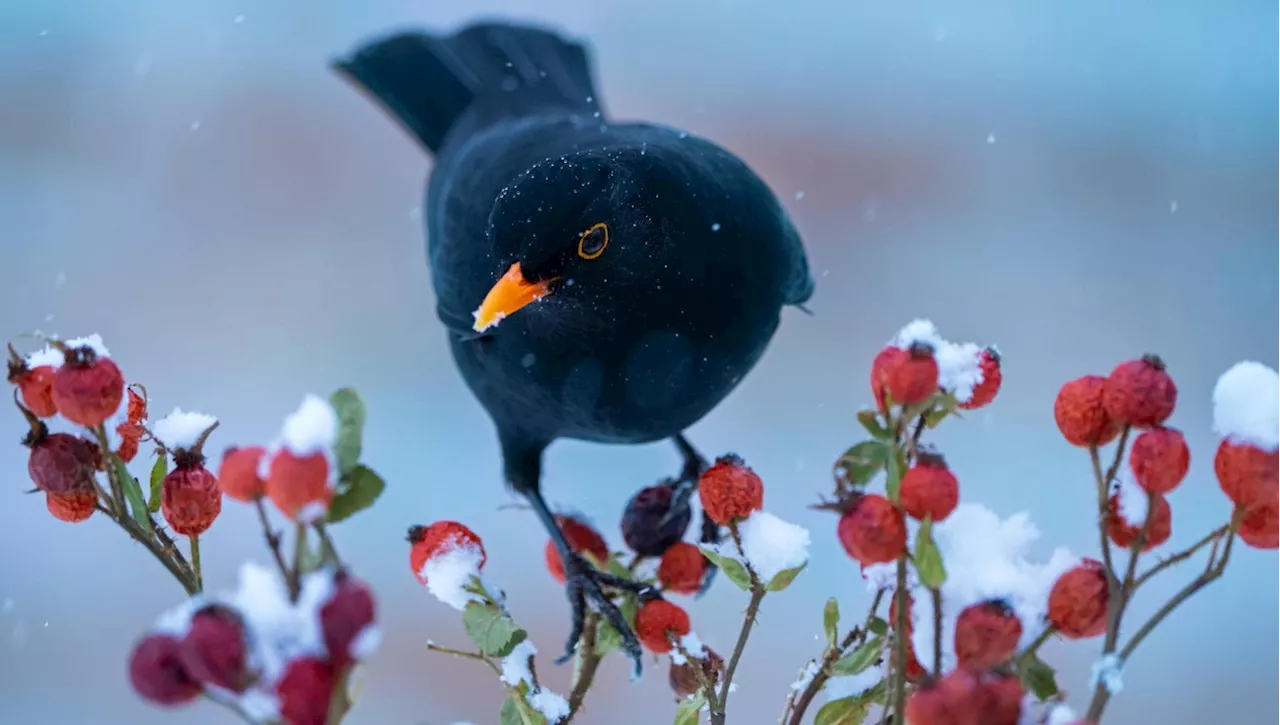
[712,583,766,724]
[255,498,291,583]
[91,424,126,509]
[1084,509,1243,722]
[1089,446,1119,587]
[565,611,602,722]
[675,637,721,712]
[189,535,202,592]
[114,510,199,595]
[890,555,909,723]
[929,587,943,676]
[1134,524,1230,589]
[785,588,886,725]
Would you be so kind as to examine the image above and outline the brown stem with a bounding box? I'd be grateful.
[1017,625,1056,662]
[1133,524,1229,589]
[189,535,202,592]
[786,589,884,725]
[315,522,343,568]
[255,498,291,582]
[425,642,501,674]
[929,587,943,676]
[565,611,602,722]
[113,512,199,595]
[711,583,767,724]
[1089,446,1119,587]
[890,555,909,722]
[91,425,125,509]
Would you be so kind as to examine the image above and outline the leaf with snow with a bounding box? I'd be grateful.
[823,598,840,648]
[699,547,751,591]
[328,388,366,476]
[831,635,883,676]
[326,465,385,524]
[736,510,811,584]
[813,695,871,725]
[835,441,888,489]
[463,602,527,658]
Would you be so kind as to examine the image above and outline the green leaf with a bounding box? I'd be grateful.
[884,447,907,502]
[867,617,889,636]
[500,694,546,725]
[606,552,633,580]
[326,465,385,524]
[699,547,752,591]
[831,635,883,676]
[766,562,806,592]
[328,388,367,477]
[856,410,891,441]
[673,692,707,725]
[922,391,960,429]
[112,457,152,532]
[147,454,167,514]
[463,602,528,658]
[814,695,871,725]
[912,517,947,589]
[833,441,889,490]
[1018,653,1060,700]
[823,598,840,649]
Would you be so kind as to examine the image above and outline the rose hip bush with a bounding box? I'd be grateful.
[7,320,1277,725]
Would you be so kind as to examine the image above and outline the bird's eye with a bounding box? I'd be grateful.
[577,223,609,259]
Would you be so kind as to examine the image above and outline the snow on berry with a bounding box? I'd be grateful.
[621,483,692,557]
[8,345,58,417]
[218,446,267,502]
[1047,559,1109,639]
[698,454,764,525]
[658,542,707,594]
[276,656,336,725]
[1128,427,1190,494]
[161,464,222,536]
[1054,375,1122,447]
[1107,476,1171,551]
[25,344,66,370]
[229,562,330,689]
[50,342,124,427]
[953,599,1023,670]
[179,604,250,692]
[1212,361,1279,451]
[408,522,488,610]
[889,319,992,405]
[899,451,960,522]
[319,572,379,667]
[958,347,1002,410]
[46,489,96,522]
[267,395,339,522]
[720,509,810,583]
[280,394,339,455]
[1102,355,1177,429]
[545,515,610,584]
[635,598,692,653]
[128,633,202,706]
[837,493,906,565]
[153,408,218,453]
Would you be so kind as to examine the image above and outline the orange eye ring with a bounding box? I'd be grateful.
[577,223,609,259]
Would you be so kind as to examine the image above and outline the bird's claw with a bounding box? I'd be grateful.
[553,552,646,677]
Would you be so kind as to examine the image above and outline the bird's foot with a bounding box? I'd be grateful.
[554,551,656,678]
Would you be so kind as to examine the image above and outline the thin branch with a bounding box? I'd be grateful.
[425,642,501,674]
[565,611,602,722]
[1089,445,1119,587]
[929,587,943,677]
[1134,524,1229,589]
[1016,625,1056,662]
[890,555,909,723]
[189,535,203,592]
[254,498,291,583]
[315,522,343,568]
[785,589,884,725]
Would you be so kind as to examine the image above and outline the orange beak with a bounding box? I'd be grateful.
[471,263,556,332]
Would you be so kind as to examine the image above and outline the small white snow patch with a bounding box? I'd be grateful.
[61,333,110,357]
[281,395,338,455]
[235,689,280,722]
[733,510,810,583]
[889,320,987,402]
[230,562,330,687]
[296,500,329,525]
[350,624,382,660]
[824,664,883,700]
[500,640,538,687]
[421,540,485,611]
[670,631,706,666]
[1212,361,1279,451]
[862,562,898,593]
[790,660,820,692]
[1089,653,1124,695]
[25,345,63,369]
[153,408,218,451]
[891,319,944,349]
[152,596,207,637]
[1115,471,1149,525]
[528,689,570,722]
[1045,703,1079,725]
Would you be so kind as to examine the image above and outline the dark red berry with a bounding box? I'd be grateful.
[179,605,250,693]
[621,483,692,557]
[129,633,201,706]
[321,572,378,667]
[27,431,99,496]
[954,599,1022,670]
[276,657,336,725]
[161,465,222,536]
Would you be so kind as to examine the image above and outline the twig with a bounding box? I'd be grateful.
[785,589,884,725]
[889,555,909,723]
[113,512,199,595]
[1089,446,1119,587]
[1134,524,1229,589]
[91,424,125,509]
[289,522,307,599]
[1017,625,1056,662]
[255,498,290,582]
[929,587,943,676]
[712,582,767,724]
[565,611,602,722]
[189,535,203,592]
[315,522,343,568]
[425,642,501,674]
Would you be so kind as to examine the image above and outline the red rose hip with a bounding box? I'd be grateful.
[217,446,267,502]
[1054,375,1122,447]
[898,451,959,522]
[621,483,692,557]
[634,599,691,653]
[954,599,1023,670]
[1129,427,1190,494]
[1214,440,1279,511]
[545,515,610,584]
[958,347,1002,410]
[657,542,707,595]
[1102,355,1177,428]
[887,342,940,406]
[276,657,337,725]
[46,489,96,523]
[51,344,124,427]
[179,605,249,693]
[161,465,222,536]
[408,521,487,585]
[1106,491,1172,551]
[837,493,906,565]
[320,572,378,667]
[698,454,764,525]
[1048,559,1109,639]
[129,633,201,706]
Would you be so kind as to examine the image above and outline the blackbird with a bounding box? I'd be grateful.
[333,20,813,674]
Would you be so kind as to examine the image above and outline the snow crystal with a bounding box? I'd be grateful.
[152,408,217,450]
[1089,653,1124,695]
[1115,470,1149,525]
[500,640,538,687]
[734,510,810,583]
[529,689,570,722]
[421,539,485,611]
[908,504,1078,673]
[281,395,338,455]
[824,664,883,700]
[889,320,987,403]
[1212,361,1279,451]
[670,631,707,666]
[25,345,63,369]
[350,624,382,660]
[789,660,820,692]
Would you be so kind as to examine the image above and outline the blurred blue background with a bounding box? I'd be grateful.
[1,1,1276,723]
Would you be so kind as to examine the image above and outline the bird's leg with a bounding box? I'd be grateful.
[522,486,652,677]
[666,434,723,594]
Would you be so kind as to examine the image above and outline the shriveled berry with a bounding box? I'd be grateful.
[161,465,222,536]
[216,446,267,502]
[1214,440,1279,511]
[1106,492,1172,551]
[546,515,610,584]
[837,493,906,565]
[11,365,58,418]
[1054,376,1122,447]
[658,542,707,595]
[899,451,959,522]
[1102,355,1177,429]
[1048,559,1109,639]
[267,450,332,522]
[27,432,99,496]
[871,346,907,411]
[958,347,1002,410]
[51,345,124,427]
[1238,498,1279,550]
[887,342,940,406]
[669,646,724,700]
[698,454,764,526]
[129,633,201,706]
[46,489,96,523]
[634,599,691,653]
[276,657,336,725]
[954,599,1022,670]
[321,572,378,667]
[408,521,486,585]
[180,605,249,693]
[1129,427,1190,494]
[621,483,691,557]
